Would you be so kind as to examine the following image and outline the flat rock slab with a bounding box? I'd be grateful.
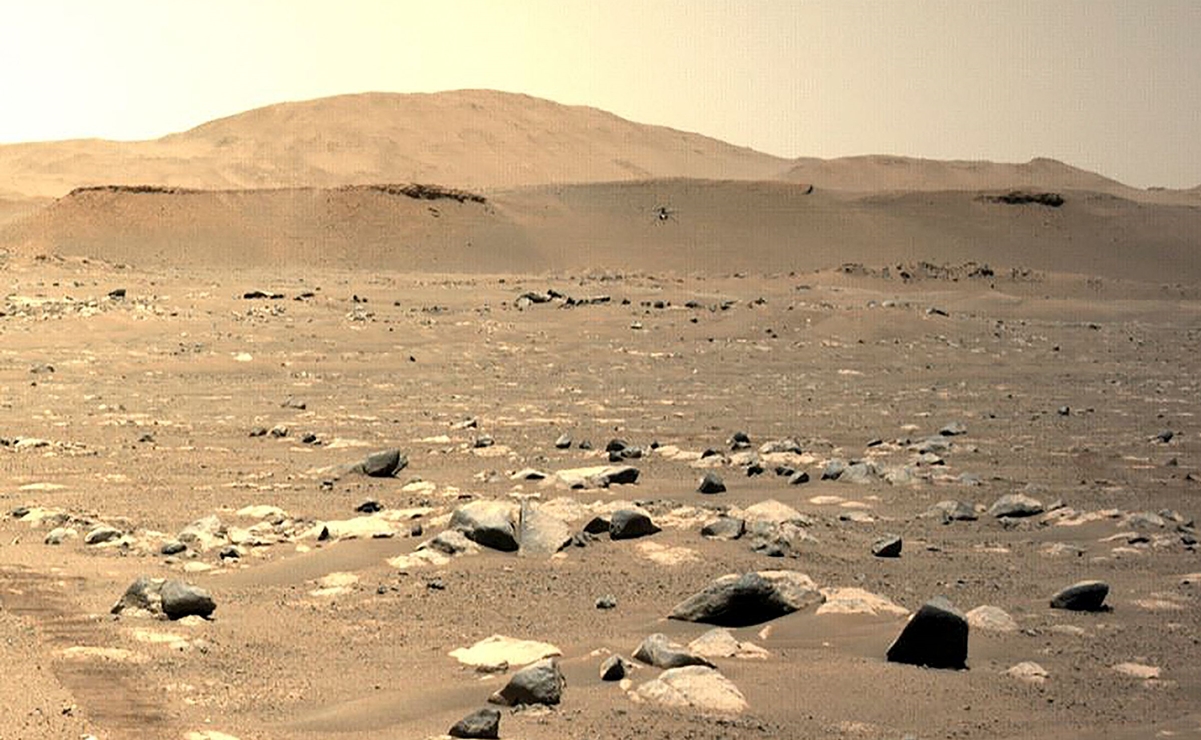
[1006,661,1049,684]
[449,635,562,668]
[816,587,908,617]
[885,596,968,670]
[448,707,501,739]
[988,493,1044,518]
[554,465,639,489]
[688,627,769,660]
[633,666,748,714]
[669,570,823,627]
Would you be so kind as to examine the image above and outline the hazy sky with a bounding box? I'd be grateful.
[1,0,1197,187]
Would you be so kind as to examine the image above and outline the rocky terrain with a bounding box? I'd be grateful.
[0,89,1198,740]
[0,254,1197,739]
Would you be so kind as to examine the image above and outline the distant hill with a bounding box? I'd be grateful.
[0,90,1179,201]
[0,91,785,198]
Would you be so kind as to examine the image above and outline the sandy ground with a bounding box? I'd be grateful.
[0,254,1198,740]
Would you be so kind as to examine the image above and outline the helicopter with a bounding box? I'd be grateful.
[652,205,677,223]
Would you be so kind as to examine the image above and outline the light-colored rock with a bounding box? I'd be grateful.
[633,666,748,714]
[235,504,286,520]
[816,587,908,617]
[687,628,770,660]
[1006,661,1049,684]
[635,541,700,566]
[59,646,149,664]
[739,499,804,527]
[449,635,561,668]
[1113,662,1161,679]
[388,549,452,570]
[966,605,1019,633]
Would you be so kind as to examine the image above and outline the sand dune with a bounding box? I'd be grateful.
[5,179,1199,283]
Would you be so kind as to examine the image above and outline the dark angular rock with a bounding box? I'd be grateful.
[729,431,751,450]
[449,708,500,739]
[701,516,746,540]
[606,438,629,453]
[488,658,565,706]
[668,571,823,627]
[1050,580,1110,612]
[885,596,968,670]
[361,449,407,478]
[821,459,846,480]
[788,471,810,485]
[160,540,186,556]
[746,462,765,476]
[872,535,903,558]
[939,421,968,436]
[354,499,383,514]
[583,516,611,534]
[609,509,660,540]
[595,594,617,609]
[600,654,630,681]
[633,633,714,669]
[697,472,726,494]
[160,580,217,620]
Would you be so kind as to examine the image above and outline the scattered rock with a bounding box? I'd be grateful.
[84,525,123,545]
[634,633,714,669]
[354,499,383,514]
[600,654,631,681]
[595,594,617,610]
[939,421,968,436]
[988,494,1044,519]
[1006,661,1049,684]
[788,471,810,485]
[926,500,978,522]
[554,433,572,449]
[815,587,908,617]
[688,628,769,660]
[44,527,76,545]
[518,500,573,557]
[360,449,407,478]
[450,500,519,552]
[609,509,661,540]
[697,472,726,494]
[966,605,1019,633]
[634,666,748,714]
[449,708,500,739]
[885,596,968,670]
[488,658,565,707]
[871,535,903,558]
[669,571,824,627]
[701,516,745,540]
[111,577,215,620]
[1050,580,1110,612]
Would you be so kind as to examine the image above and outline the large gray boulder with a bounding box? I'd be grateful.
[111,577,216,620]
[488,658,565,706]
[518,500,573,557]
[987,493,1044,518]
[885,596,968,669]
[668,571,823,627]
[450,500,519,552]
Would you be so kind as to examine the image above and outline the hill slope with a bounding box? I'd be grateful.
[0,91,786,198]
[6,180,1200,283]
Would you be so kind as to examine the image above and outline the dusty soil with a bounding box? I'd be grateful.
[0,253,1198,740]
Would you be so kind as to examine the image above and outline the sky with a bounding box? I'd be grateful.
[0,0,1197,188]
